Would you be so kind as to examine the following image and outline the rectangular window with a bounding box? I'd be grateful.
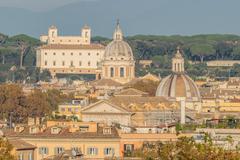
[53,61,56,66]
[18,153,23,160]
[45,52,47,55]
[45,61,47,66]
[28,152,33,160]
[62,52,65,56]
[110,67,114,77]
[62,61,65,66]
[71,147,80,152]
[124,144,134,152]
[53,52,56,56]
[104,148,115,156]
[79,61,82,66]
[68,108,72,112]
[120,67,124,77]
[87,147,98,155]
[55,147,64,155]
[71,61,74,66]
[61,108,65,112]
[39,147,48,155]
[88,61,91,66]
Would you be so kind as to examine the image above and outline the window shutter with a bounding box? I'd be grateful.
[54,148,57,155]
[95,148,98,155]
[104,148,107,155]
[46,148,49,155]
[87,148,90,155]
[39,148,42,155]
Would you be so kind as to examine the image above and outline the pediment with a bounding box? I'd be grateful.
[82,100,129,114]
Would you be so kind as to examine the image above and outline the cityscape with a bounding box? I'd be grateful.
[2,0,240,160]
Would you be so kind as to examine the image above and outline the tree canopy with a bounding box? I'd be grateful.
[132,136,240,160]
[0,138,15,160]
[0,84,73,123]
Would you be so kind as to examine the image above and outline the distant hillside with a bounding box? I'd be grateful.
[1,33,240,82]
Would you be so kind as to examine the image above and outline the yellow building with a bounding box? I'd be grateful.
[58,103,82,119]
[9,138,36,160]
[5,120,121,160]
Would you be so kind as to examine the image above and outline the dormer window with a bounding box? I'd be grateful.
[51,127,61,134]
[29,127,37,134]
[103,127,111,134]
[79,126,89,132]
[15,126,24,133]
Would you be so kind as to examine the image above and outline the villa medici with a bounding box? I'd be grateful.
[36,21,135,84]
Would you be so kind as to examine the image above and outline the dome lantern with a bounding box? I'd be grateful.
[113,19,123,41]
[172,47,184,73]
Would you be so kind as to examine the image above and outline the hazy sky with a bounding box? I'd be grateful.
[1,0,240,37]
[0,0,90,11]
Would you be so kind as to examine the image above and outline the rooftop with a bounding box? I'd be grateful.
[4,126,119,139]
[8,138,36,150]
[39,44,105,50]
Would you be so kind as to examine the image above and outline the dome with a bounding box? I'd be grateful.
[103,21,134,60]
[156,74,201,102]
[104,40,133,59]
[156,47,201,102]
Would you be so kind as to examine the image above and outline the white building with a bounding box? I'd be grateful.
[36,22,135,84]
[36,25,105,78]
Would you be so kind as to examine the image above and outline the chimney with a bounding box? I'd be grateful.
[28,117,35,126]
[35,117,40,125]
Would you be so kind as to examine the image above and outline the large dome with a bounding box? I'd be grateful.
[156,73,201,102]
[103,21,134,60]
[104,40,133,59]
[156,48,201,102]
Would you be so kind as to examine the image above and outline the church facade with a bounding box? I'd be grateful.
[36,22,135,83]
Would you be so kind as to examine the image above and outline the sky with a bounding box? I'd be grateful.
[1,0,240,37]
[0,0,86,11]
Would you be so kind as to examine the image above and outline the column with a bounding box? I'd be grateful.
[180,100,186,124]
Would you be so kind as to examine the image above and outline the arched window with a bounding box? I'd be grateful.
[120,67,124,77]
[110,67,114,77]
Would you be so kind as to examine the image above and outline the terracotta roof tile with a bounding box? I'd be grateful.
[90,79,123,87]
[114,88,149,96]
[4,126,119,139]
[8,139,36,150]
